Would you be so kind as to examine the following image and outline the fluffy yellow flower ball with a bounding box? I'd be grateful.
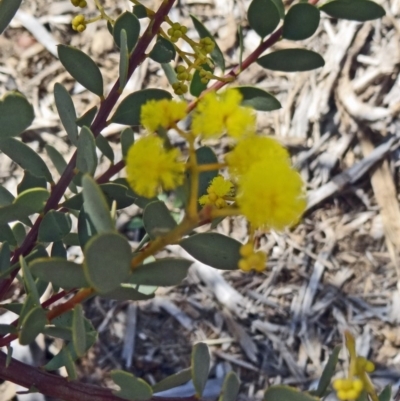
[125,136,185,198]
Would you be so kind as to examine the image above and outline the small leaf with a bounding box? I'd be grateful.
[257,49,325,72]
[271,0,285,18]
[101,285,155,301]
[0,225,16,246]
[0,0,23,35]
[248,0,280,38]
[101,183,135,209]
[161,63,179,86]
[378,385,392,401]
[190,63,213,97]
[190,15,225,72]
[51,241,67,259]
[149,36,176,63]
[196,146,219,202]
[82,175,114,233]
[38,211,72,242]
[84,232,131,293]
[63,348,78,380]
[78,207,97,250]
[315,345,341,397]
[17,170,47,194]
[180,233,241,270]
[119,29,129,90]
[143,201,177,239]
[121,127,135,158]
[0,138,52,182]
[111,370,153,401]
[0,186,14,205]
[19,306,47,345]
[264,386,317,401]
[133,4,147,18]
[72,304,86,357]
[77,126,97,175]
[236,86,281,111]
[320,0,385,21]
[283,4,320,41]
[219,371,240,401]
[129,258,192,286]
[96,134,114,163]
[58,45,103,97]
[192,342,210,397]
[21,256,40,305]
[113,11,140,53]
[30,258,89,290]
[111,89,172,126]
[54,83,78,145]
[0,243,11,273]
[152,368,191,394]
[0,324,17,335]
[0,91,34,138]
[12,222,26,246]
[76,106,98,127]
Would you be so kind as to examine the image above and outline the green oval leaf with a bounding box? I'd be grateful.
[38,211,72,242]
[100,183,135,209]
[257,49,325,72]
[0,137,52,181]
[111,370,153,401]
[113,11,140,53]
[0,91,34,139]
[84,232,131,293]
[119,29,129,90]
[19,306,47,345]
[21,256,40,305]
[143,200,177,240]
[264,386,317,401]
[320,0,385,21]
[133,4,148,19]
[72,304,86,357]
[180,233,241,270]
[111,89,172,126]
[0,226,16,246]
[17,170,47,194]
[0,0,23,35]
[190,14,225,72]
[149,36,176,63]
[152,368,191,394]
[121,127,135,158]
[283,4,320,41]
[190,63,213,97]
[76,106,98,127]
[58,45,103,97]
[378,385,392,401]
[54,83,78,145]
[30,258,89,289]
[78,207,97,250]
[0,324,17,335]
[315,345,341,397]
[219,371,240,401]
[0,243,11,273]
[236,86,281,111]
[129,258,192,286]
[82,175,114,233]
[192,342,210,397]
[248,0,280,38]
[101,285,155,301]
[271,0,285,18]
[77,126,97,175]
[196,146,219,202]
[96,134,114,163]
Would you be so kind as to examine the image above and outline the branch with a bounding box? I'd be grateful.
[0,351,198,401]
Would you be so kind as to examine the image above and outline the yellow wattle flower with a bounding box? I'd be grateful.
[199,175,233,208]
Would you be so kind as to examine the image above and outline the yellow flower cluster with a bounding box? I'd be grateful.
[199,176,233,208]
[167,22,188,43]
[140,99,187,132]
[71,0,87,7]
[125,136,185,198]
[355,356,375,374]
[333,378,364,400]
[71,14,86,32]
[238,243,266,272]
[192,90,255,139]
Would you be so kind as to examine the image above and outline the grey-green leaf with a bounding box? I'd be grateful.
[257,49,325,72]
[180,233,241,270]
[0,225,16,247]
[236,86,281,111]
[320,0,385,21]
[129,258,192,286]
[112,370,153,401]
[72,304,86,357]
[121,127,135,158]
[248,0,280,38]
[149,36,176,63]
[119,29,129,90]
[192,342,210,397]
[152,368,192,394]
[113,11,140,53]
[0,324,17,335]
[19,306,47,345]
[283,4,320,41]
[378,385,392,401]
[12,222,25,246]
[271,0,285,18]
[190,15,225,72]
[17,170,47,194]
[190,63,212,97]
[0,138,52,182]
[77,126,97,175]
[21,256,40,305]
[38,211,72,242]
[54,83,78,145]
[96,134,114,163]
[111,89,172,126]
[219,371,240,401]
[264,386,317,401]
[82,175,114,233]
[0,0,23,35]
[84,232,131,293]
[58,45,104,97]
[143,200,177,239]
[0,91,34,139]
[196,146,219,203]
[0,243,10,273]
[315,345,341,397]
[76,106,97,127]
[133,4,147,19]
[101,285,155,301]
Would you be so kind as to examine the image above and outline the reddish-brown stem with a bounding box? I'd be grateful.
[0,350,200,401]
